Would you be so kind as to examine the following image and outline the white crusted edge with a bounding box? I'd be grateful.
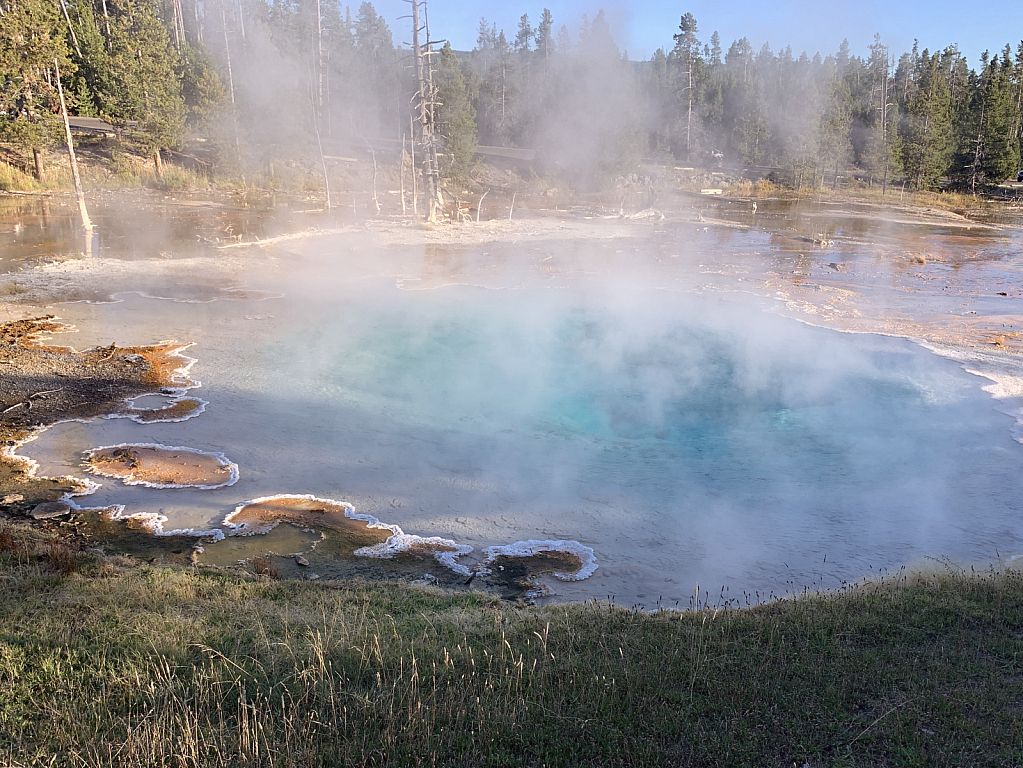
[115,289,285,305]
[0,326,220,539]
[222,494,474,575]
[106,396,209,424]
[355,536,474,576]
[99,343,205,420]
[223,494,369,534]
[83,443,239,489]
[26,483,226,542]
[1,335,205,489]
[95,502,226,541]
[483,539,598,581]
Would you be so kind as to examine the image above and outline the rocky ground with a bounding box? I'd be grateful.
[0,316,196,514]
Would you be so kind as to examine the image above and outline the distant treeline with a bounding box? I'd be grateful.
[2,0,1021,190]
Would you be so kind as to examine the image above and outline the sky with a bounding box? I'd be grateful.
[369,0,1022,67]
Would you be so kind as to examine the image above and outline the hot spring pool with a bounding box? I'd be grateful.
[24,248,1023,605]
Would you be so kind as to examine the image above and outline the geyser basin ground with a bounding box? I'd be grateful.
[24,263,1023,605]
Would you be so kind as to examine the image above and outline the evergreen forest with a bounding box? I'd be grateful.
[2,0,1022,192]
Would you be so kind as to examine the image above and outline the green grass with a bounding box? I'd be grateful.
[0,523,1022,766]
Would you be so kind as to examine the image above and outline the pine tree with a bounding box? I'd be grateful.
[816,77,854,187]
[953,57,1020,190]
[534,9,554,65]
[899,50,952,188]
[579,9,617,61]
[0,0,76,180]
[1009,43,1023,167]
[979,57,1020,182]
[709,31,722,68]
[555,25,571,54]
[99,0,187,163]
[857,35,899,187]
[514,14,532,55]
[720,37,768,164]
[468,20,512,145]
[435,42,477,185]
[670,12,702,161]
[177,42,225,129]
[644,47,673,157]
[351,2,398,136]
[63,0,111,117]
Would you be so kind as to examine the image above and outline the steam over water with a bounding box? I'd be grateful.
[24,235,1023,605]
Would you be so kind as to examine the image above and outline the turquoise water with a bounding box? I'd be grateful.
[28,281,1023,605]
[242,282,1022,602]
[309,288,985,495]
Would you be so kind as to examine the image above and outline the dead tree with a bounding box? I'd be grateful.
[54,60,92,236]
[220,0,243,177]
[406,0,442,221]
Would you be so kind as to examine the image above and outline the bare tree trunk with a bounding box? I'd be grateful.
[325,47,331,136]
[221,2,237,103]
[221,0,243,178]
[100,0,111,43]
[364,140,380,214]
[167,0,181,50]
[59,0,83,58]
[54,60,92,235]
[154,149,163,177]
[193,0,203,45]
[315,0,323,109]
[173,0,186,49]
[408,0,440,221]
[686,62,693,161]
[315,121,331,210]
[476,188,489,223]
[400,137,407,216]
[424,1,442,210]
[410,116,418,216]
[234,0,245,44]
[32,149,44,182]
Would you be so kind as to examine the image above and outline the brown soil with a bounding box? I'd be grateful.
[0,316,195,513]
[84,445,233,487]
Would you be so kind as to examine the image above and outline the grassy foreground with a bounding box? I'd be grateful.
[1,524,1022,767]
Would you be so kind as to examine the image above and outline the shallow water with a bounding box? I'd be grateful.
[196,523,322,567]
[0,193,335,273]
[6,193,1023,605]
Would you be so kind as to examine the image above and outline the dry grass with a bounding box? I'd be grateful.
[786,183,995,214]
[0,524,16,553]
[250,554,280,580]
[717,173,1005,217]
[0,282,28,296]
[44,540,80,575]
[0,521,1021,766]
[726,178,780,197]
[0,524,33,563]
[0,149,207,193]
[0,161,58,192]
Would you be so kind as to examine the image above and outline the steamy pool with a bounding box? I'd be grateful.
[22,241,1023,605]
